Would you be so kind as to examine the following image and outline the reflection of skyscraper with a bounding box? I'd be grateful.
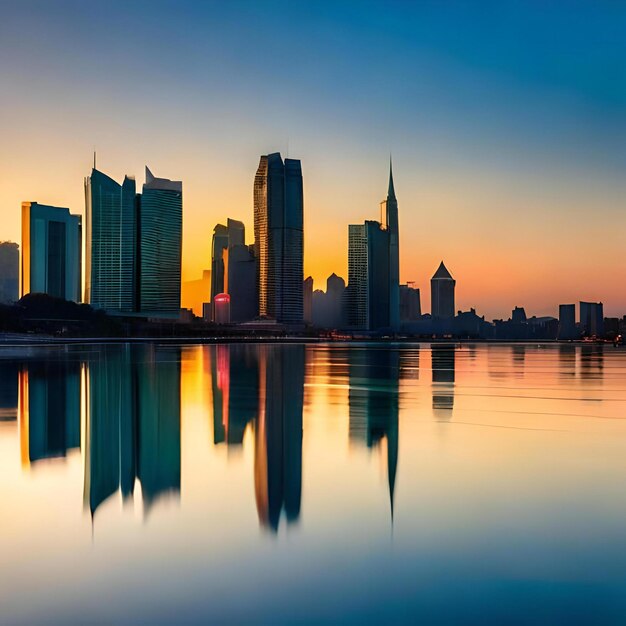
[21,202,82,302]
[254,153,304,325]
[212,344,259,445]
[431,262,455,320]
[431,344,455,416]
[19,359,80,464]
[348,347,399,517]
[84,345,181,518]
[254,345,304,532]
[0,360,19,421]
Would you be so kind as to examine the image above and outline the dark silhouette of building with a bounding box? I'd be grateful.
[0,360,18,421]
[303,276,313,324]
[430,261,455,321]
[21,203,81,302]
[254,153,304,325]
[511,306,527,323]
[0,242,19,304]
[211,219,245,320]
[312,273,346,329]
[224,244,257,322]
[346,164,400,331]
[254,344,304,532]
[558,304,577,340]
[580,301,604,338]
[400,283,421,321]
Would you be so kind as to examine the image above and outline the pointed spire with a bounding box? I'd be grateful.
[145,165,155,184]
[432,261,453,280]
[387,155,396,200]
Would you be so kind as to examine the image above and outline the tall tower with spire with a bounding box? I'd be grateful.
[380,159,400,331]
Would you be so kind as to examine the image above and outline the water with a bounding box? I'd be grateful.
[1,342,626,624]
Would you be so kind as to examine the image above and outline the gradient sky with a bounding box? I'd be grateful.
[1,0,625,318]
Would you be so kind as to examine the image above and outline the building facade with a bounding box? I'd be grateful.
[253,153,303,325]
[224,244,257,323]
[430,261,455,320]
[558,303,577,340]
[0,242,19,304]
[21,202,81,302]
[211,218,245,320]
[84,169,136,311]
[580,301,604,337]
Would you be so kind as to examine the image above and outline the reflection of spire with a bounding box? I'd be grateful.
[349,347,400,523]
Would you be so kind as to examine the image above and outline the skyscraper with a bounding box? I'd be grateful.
[346,164,400,331]
[138,167,182,316]
[210,218,245,320]
[380,160,400,330]
[558,304,577,340]
[254,153,303,325]
[0,242,19,304]
[400,284,421,320]
[303,276,313,324]
[431,261,455,319]
[21,202,81,302]
[224,244,257,323]
[84,169,136,311]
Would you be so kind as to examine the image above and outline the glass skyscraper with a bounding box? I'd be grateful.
[84,169,136,312]
[254,153,303,325]
[21,202,82,302]
[138,167,182,316]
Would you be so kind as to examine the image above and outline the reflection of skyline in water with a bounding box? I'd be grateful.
[432,344,455,418]
[348,347,399,518]
[0,360,19,422]
[84,344,181,518]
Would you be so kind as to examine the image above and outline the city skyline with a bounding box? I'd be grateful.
[1,2,625,319]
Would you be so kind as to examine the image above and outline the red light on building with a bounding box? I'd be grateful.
[214,293,231,324]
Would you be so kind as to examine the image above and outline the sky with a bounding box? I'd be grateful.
[0,0,625,319]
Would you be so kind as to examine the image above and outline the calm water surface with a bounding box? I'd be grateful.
[1,342,626,624]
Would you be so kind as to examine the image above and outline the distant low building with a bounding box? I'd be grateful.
[0,242,19,304]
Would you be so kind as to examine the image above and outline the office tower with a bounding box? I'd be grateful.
[211,218,246,320]
[580,301,604,337]
[400,284,421,320]
[84,169,136,311]
[138,167,182,316]
[346,164,400,331]
[21,203,81,302]
[346,221,390,330]
[224,244,257,322]
[558,304,577,340]
[430,261,455,319]
[254,153,304,325]
[0,242,19,303]
[512,306,527,323]
[303,276,313,324]
[380,161,400,330]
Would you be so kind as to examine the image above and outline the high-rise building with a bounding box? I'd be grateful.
[400,284,421,320]
[380,160,400,330]
[430,261,455,320]
[558,304,577,340]
[580,301,604,337]
[326,272,346,328]
[138,167,182,316]
[211,218,245,320]
[512,306,527,323]
[224,244,257,323]
[254,153,303,325]
[346,164,399,331]
[85,169,136,311]
[21,202,81,302]
[0,242,19,304]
